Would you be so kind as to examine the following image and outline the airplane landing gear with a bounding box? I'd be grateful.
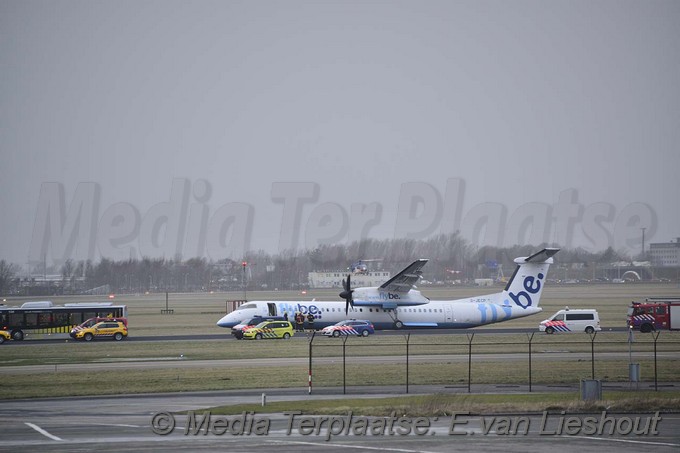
[385,309,404,329]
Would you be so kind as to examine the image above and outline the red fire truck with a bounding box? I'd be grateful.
[627,298,680,332]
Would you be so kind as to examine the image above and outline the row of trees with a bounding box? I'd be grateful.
[0,233,653,296]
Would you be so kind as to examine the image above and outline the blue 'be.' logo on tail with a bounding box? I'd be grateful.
[509,273,544,309]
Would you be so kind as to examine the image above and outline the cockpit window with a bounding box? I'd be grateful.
[239,303,257,310]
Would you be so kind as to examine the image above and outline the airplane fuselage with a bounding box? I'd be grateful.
[216,293,542,330]
[216,248,557,331]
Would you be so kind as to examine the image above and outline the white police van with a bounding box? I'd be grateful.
[539,308,601,334]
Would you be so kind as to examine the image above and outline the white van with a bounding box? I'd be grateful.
[539,308,601,334]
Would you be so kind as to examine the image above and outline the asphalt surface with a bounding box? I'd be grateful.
[136,325,629,341]
[5,326,631,344]
[1,386,678,452]
[1,326,676,452]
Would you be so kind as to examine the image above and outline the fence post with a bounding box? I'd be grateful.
[308,331,315,395]
[405,334,411,394]
[342,335,348,394]
[589,331,597,379]
[466,333,474,393]
[527,332,535,392]
[653,331,660,391]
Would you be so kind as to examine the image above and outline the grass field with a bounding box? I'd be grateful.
[204,392,680,416]
[0,283,678,403]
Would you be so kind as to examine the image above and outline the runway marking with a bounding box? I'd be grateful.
[266,439,440,452]
[84,422,143,428]
[579,436,679,448]
[25,422,63,441]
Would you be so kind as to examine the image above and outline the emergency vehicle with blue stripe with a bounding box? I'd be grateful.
[627,299,680,332]
[539,308,600,334]
[241,320,295,340]
[321,320,375,337]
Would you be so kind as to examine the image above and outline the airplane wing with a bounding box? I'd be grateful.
[379,259,428,293]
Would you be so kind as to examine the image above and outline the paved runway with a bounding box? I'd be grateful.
[1,388,678,452]
[0,326,634,344]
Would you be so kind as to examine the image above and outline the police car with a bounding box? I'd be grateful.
[539,308,601,334]
[0,330,11,344]
[242,320,295,340]
[72,320,128,341]
[321,320,375,337]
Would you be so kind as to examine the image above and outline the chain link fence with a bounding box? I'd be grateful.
[306,331,680,394]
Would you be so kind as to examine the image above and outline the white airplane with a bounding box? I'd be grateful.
[216,248,559,330]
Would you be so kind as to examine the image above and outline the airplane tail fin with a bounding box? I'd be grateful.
[502,248,559,309]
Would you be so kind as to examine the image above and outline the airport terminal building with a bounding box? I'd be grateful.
[649,238,680,267]
[308,271,391,288]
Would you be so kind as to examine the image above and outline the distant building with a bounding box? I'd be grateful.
[649,238,680,267]
[308,270,391,288]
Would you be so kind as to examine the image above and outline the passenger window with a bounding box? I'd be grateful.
[38,313,52,327]
[655,306,666,315]
[553,314,564,321]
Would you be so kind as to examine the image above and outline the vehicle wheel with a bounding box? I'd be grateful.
[0,336,5,344]
[12,330,24,341]
[640,323,653,333]
[394,320,404,329]
[545,326,554,334]
[585,326,595,334]
[113,332,124,341]
[283,332,290,339]
[332,330,340,337]
[361,329,370,337]
[84,333,94,342]
[255,333,263,340]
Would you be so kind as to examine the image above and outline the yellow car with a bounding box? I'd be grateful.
[242,320,294,340]
[73,320,128,342]
[0,330,11,344]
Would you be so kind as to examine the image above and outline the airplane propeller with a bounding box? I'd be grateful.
[339,275,354,314]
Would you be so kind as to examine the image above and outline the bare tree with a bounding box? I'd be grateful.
[0,260,18,295]
[61,259,75,293]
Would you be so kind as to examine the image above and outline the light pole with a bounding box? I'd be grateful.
[641,227,646,258]
[242,261,247,301]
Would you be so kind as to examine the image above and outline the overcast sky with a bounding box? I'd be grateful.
[1,0,679,267]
